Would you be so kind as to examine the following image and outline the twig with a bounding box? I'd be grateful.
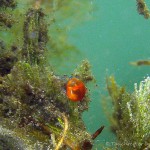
[92,126,105,140]
[55,113,69,150]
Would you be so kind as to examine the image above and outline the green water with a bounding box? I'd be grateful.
[65,0,150,149]
[1,0,150,149]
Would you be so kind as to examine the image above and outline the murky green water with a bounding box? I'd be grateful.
[0,0,150,150]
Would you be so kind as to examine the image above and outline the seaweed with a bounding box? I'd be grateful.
[130,60,150,66]
[0,0,104,149]
[106,76,150,150]
[0,0,16,8]
[104,2,150,149]
[136,0,150,19]
[129,1,150,67]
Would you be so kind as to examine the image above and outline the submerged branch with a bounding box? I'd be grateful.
[55,113,69,150]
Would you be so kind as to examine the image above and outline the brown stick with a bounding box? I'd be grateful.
[92,126,105,140]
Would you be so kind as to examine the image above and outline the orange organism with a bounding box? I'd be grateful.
[66,78,86,102]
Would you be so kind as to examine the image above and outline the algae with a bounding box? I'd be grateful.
[0,0,102,150]
[103,2,150,149]
[106,76,150,150]
[136,0,150,19]
[1,1,149,150]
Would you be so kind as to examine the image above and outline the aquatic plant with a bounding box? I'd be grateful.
[104,2,150,149]
[0,0,104,149]
[130,1,150,66]
[136,0,150,19]
[0,60,94,149]
[106,76,150,150]
[130,60,150,66]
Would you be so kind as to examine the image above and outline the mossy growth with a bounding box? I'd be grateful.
[106,76,150,150]
[0,60,93,149]
[0,0,16,28]
[0,0,19,76]
[0,42,18,76]
[0,0,97,150]
[136,0,150,19]
[131,1,150,66]
[0,0,16,8]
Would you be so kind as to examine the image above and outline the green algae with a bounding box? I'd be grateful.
[104,2,150,149]
[106,76,150,150]
[2,1,150,150]
[136,0,150,19]
[0,0,96,149]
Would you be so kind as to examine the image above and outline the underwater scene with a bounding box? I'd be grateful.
[0,0,150,150]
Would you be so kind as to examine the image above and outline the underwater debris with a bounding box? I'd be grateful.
[92,125,105,140]
[130,60,150,66]
[136,0,150,19]
[106,76,150,150]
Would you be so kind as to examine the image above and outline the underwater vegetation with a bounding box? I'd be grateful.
[130,0,150,67]
[130,60,150,66]
[0,0,104,150]
[136,0,150,19]
[0,0,150,150]
[106,76,150,150]
[0,60,94,150]
[104,1,150,150]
